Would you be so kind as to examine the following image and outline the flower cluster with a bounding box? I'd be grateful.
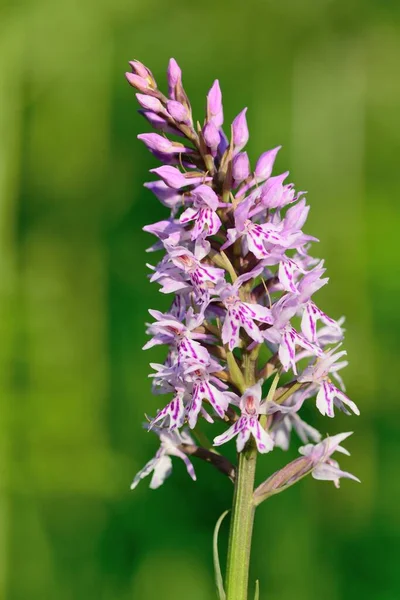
[126,59,359,492]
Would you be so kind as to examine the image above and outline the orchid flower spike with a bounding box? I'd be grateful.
[126,56,359,600]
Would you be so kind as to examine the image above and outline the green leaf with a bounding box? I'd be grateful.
[266,371,281,402]
[260,370,281,430]
[213,509,229,600]
[254,579,260,600]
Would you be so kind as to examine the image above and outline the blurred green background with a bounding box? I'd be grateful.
[1,0,399,598]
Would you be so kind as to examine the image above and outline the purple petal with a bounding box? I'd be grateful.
[255,146,281,181]
[207,80,223,127]
[232,108,249,153]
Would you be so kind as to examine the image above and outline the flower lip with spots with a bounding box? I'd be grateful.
[213,383,274,453]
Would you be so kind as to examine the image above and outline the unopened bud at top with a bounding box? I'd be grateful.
[207,80,223,128]
[232,108,249,153]
[167,58,182,99]
[126,72,152,94]
[129,60,155,81]
[126,60,157,92]
[166,58,192,118]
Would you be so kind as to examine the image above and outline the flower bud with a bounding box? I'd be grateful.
[137,134,190,156]
[202,121,220,151]
[151,166,211,189]
[207,80,223,128]
[127,60,157,90]
[167,100,191,124]
[136,94,165,113]
[232,152,250,186]
[232,108,249,153]
[129,60,156,81]
[166,58,192,119]
[167,58,182,99]
[255,146,281,181]
[126,72,153,94]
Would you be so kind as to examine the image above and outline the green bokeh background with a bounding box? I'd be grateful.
[1,1,399,599]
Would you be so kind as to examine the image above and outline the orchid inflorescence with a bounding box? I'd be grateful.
[126,58,360,500]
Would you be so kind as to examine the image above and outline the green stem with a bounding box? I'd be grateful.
[225,447,257,600]
[225,347,259,600]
